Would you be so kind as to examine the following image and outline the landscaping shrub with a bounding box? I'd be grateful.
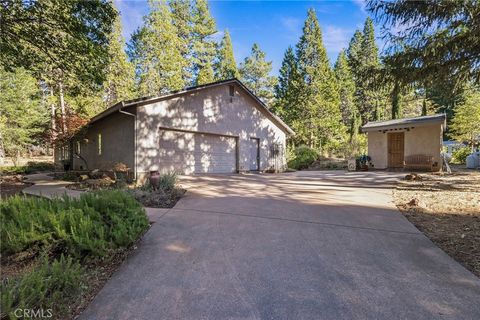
[0,162,54,175]
[0,191,149,258]
[1,255,83,319]
[451,146,471,164]
[287,145,319,170]
[128,173,184,208]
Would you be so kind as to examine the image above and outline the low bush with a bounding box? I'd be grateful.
[0,191,149,258]
[287,145,319,170]
[128,173,184,208]
[0,162,54,175]
[451,147,471,164]
[1,255,83,319]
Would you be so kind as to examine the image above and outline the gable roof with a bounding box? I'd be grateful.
[90,78,294,135]
[362,114,446,132]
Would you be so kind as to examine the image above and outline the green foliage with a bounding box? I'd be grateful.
[273,46,299,120]
[452,147,472,164]
[0,191,149,258]
[191,0,217,85]
[0,0,116,86]
[0,68,49,160]
[239,43,277,104]
[287,145,319,170]
[215,30,239,80]
[128,0,187,96]
[103,7,136,107]
[293,9,342,149]
[1,255,83,319]
[368,0,480,85]
[0,162,55,175]
[129,173,183,208]
[450,88,480,147]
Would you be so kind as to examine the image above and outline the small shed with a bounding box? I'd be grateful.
[362,114,446,171]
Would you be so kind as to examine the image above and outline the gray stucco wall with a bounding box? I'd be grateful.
[72,111,135,171]
[135,83,287,177]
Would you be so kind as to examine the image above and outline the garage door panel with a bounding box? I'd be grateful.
[158,129,236,174]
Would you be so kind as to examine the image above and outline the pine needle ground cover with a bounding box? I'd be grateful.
[393,168,480,278]
[0,191,150,319]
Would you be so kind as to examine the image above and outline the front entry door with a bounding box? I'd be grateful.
[388,132,405,168]
[249,138,260,171]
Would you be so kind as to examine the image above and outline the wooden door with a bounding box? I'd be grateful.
[388,132,404,168]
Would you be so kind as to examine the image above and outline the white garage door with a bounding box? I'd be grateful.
[158,129,237,174]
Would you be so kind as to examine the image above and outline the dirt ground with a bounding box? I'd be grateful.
[393,167,480,277]
[0,175,32,199]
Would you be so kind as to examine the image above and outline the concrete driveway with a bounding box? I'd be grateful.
[79,171,480,320]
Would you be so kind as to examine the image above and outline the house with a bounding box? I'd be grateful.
[362,114,446,171]
[55,79,294,181]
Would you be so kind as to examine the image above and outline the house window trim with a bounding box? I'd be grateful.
[98,133,102,155]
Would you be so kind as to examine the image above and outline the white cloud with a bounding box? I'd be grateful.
[280,16,301,32]
[323,26,350,54]
[352,0,366,13]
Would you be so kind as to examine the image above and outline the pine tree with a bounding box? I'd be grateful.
[346,30,363,77]
[128,0,187,96]
[239,43,277,104]
[334,50,356,128]
[169,0,193,84]
[273,46,298,119]
[215,30,239,80]
[191,0,217,85]
[103,8,135,107]
[294,9,341,149]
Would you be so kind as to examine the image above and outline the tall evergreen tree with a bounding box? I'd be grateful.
[334,50,356,128]
[191,0,217,85]
[294,9,341,149]
[273,46,298,119]
[103,8,136,107]
[346,30,363,77]
[169,0,193,83]
[239,43,277,104]
[128,0,187,96]
[215,30,239,80]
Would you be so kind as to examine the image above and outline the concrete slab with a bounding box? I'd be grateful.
[79,171,480,320]
[22,172,82,199]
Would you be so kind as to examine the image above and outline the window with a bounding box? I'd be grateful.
[76,141,81,154]
[98,133,102,155]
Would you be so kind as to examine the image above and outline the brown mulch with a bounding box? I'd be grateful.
[393,169,480,277]
[0,175,32,199]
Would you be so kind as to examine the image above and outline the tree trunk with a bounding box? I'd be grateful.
[50,88,56,139]
[58,81,66,133]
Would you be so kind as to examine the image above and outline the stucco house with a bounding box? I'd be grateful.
[362,114,446,171]
[55,79,294,181]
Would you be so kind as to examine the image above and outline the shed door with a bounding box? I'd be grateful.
[158,129,237,174]
[249,138,260,171]
[388,132,404,168]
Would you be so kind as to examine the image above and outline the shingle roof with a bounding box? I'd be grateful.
[89,78,294,135]
[362,114,446,131]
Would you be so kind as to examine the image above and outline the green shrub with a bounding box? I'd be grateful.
[158,172,178,191]
[0,191,149,258]
[451,147,471,164]
[0,162,54,175]
[287,145,319,170]
[129,173,183,208]
[1,255,83,319]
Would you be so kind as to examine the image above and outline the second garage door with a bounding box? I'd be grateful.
[157,129,237,174]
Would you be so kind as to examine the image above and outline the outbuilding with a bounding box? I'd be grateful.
[362,114,446,171]
[55,79,294,181]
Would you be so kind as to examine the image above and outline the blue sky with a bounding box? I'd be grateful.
[114,0,381,75]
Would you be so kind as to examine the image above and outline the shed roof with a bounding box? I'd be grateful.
[362,114,446,132]
[89,78,294,135]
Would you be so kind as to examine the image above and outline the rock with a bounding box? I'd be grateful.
[89,169,102,179]
[407,198,419,206]
[79,174,89,181]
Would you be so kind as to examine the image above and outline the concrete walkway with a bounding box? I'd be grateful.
[23,172,83,199]
[79,171,480,320]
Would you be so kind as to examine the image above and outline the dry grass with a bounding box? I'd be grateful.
[393,167,480,277]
